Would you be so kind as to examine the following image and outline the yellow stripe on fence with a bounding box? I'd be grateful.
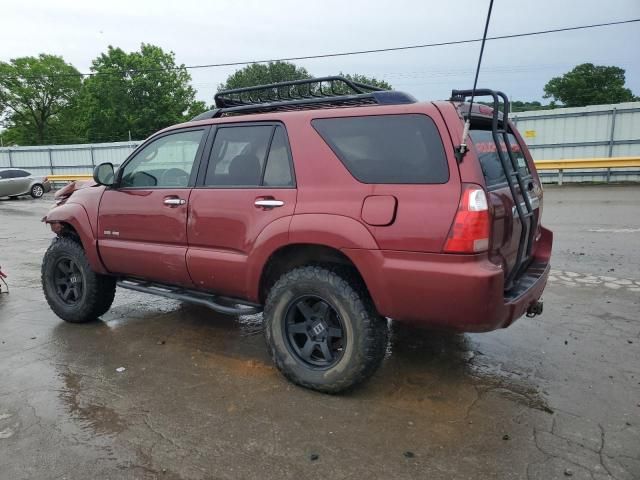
[47,174,93,182]
[534,156,640,170]
[45,157,640,183]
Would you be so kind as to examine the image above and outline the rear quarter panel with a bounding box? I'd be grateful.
[282,104,462,253]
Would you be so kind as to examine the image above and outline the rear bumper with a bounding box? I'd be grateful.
[343,227,552,332]
[42,181,52,193]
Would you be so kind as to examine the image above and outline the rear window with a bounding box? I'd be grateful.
[470,130,531,188]
[312,114,449,184]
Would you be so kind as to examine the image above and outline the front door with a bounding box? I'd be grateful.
[98,128,208,286]
[187,123,297,298]
[0,170,23,197]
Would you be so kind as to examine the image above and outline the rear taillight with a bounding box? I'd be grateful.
[43,176,49,182]
[444,184,490,253]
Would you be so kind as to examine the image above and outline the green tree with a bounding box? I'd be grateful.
[543,63,637,107]
[335,73,392,92]
[218,61,312,91]
[79,44,205,142]
[0,54,82,145]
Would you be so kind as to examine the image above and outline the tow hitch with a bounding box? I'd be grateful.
[526,300,543,318]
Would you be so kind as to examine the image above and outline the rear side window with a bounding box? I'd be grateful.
[263,127,294,187]
[470,130,531,188]
[312,114,449,184]
[205,125,294,187]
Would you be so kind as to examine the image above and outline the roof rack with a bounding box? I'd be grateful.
[191,76,416,120]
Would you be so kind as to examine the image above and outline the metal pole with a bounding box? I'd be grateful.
[607,108,617,157]
[558,169,563,186]
[48,148,54,175]
[89,146,95,167]
[7,149,13,168]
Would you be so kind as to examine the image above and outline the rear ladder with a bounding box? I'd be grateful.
[451,89,537,288]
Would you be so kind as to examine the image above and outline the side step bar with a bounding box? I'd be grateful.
[117,279,263,316]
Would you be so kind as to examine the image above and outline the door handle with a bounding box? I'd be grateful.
[163,197,186,206]
[255,199,284,208]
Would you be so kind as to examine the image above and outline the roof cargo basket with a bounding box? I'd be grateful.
[191,76,416,120]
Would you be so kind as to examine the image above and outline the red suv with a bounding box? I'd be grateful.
[41,77,552,392]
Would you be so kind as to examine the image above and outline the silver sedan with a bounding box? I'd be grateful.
[0,169,52,199]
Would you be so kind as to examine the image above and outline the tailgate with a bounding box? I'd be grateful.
[469,129,541,289]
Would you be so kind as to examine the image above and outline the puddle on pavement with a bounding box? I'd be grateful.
[59,371,126,436]
[375,321,553,415]
[56,292,552,421]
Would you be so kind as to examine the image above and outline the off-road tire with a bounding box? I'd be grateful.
[30,184,44,199]
[264,266,388,393]
[42,237,116,323]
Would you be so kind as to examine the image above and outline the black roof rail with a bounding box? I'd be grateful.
[191,76,416,120]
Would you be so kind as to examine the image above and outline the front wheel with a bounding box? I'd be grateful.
[30,184,44,198]
[42,237,116,323]
[264,266,388,393]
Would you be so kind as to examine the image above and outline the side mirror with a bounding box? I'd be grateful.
[93,162,115,186]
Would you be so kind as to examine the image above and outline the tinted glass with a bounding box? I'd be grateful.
[312,114,448,184]
[14,170,30,178]
[470,130,531,188]
[263,127,294,187]
[205,126,273,187]
[121,130,204,188]
[0,171,9,179]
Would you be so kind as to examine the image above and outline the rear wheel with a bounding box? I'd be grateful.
[30,184,44,198]
[264,266,388,393]
[42,237,116,323]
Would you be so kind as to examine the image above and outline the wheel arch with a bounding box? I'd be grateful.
[44,203,108,274]
[256,243,372,305]
[248,213,380,304]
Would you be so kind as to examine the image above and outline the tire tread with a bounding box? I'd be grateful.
[264,265,388,393]
[41,237,116,323]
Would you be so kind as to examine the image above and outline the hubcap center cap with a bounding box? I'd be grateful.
[310,320,326,340]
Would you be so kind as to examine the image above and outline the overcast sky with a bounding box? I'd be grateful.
[2,0,639,104]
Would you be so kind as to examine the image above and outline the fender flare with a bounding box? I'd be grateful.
[245,214,380,301]
[44,203,108,274]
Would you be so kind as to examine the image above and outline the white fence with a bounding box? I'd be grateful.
[511,101,640,160]
[0,141,141,176]
[1,101,640,183]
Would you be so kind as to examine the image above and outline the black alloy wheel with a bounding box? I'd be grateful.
[284,295,346,369]
[53,257,85,305]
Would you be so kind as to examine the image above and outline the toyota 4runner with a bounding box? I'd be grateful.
[41,77,552,393]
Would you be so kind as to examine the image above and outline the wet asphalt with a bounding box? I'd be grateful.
[0,185,638,480]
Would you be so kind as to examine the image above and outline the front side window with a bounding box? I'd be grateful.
[204,125,294,187]
[312,114,449,184]
[120,130,204,188]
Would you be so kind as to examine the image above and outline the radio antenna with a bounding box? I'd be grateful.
[457,0,495,160]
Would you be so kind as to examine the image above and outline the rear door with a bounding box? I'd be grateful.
[187,123,297,298]
[469,129,540,286]
[98,128,208,286]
